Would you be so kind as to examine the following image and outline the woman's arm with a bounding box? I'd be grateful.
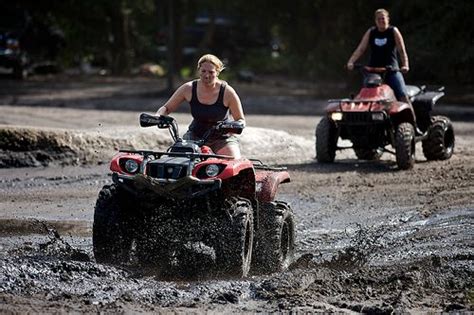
[394,27,409,73]
[347,29,371,70]
[225,85,245,126]
[156,83,191,115]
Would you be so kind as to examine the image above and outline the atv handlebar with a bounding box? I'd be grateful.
[140,113,181,142]
[351,63,400,73]
[140,113,174,128]
[364,65,399,73]
[216,120,244,135]
[196,120,244,146]
[139,113,244,146]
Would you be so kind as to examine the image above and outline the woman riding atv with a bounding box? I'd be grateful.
[156,54,246,158]
[346,8,411,106]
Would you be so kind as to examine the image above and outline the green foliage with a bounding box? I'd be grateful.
[180,66,192,79]
[238,49,290,74]
[8,0,474,83]
[392,0,474,83]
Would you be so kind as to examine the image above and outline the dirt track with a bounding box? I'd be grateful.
[0,76,473,313]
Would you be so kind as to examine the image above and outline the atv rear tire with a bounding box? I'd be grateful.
[354,148,383,160]
[253,201,295,274]
[422,115,455,161]
[315,116,338,162]
[395,122,415,170]
[214,197,254,278]
[93,184,134,264]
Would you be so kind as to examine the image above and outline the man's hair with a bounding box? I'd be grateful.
[197,54,225,73]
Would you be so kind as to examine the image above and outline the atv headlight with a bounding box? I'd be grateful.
[205,164,220,177]
[371,112,385,121]
[331,112,343,121]
[124,159,139,173]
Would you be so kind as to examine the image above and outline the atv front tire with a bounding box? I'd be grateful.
[395,122,415,170]
[93,184,134,264]
[214,197,254,278]
[253,201,295,274]
[422,115,455,161]
[315,116,338,162]
[134,213,170,267]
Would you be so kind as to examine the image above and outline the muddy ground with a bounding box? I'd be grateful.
[0,75,473,313]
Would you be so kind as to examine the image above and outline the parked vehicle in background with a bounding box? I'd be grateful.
[0,5,64,79]
[155,13,273,67]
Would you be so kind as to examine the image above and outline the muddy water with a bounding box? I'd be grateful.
[0,162,473,312]
[0,191,472,313]
[1,104,473,312]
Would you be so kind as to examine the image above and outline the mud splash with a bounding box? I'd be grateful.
[1,206,472,313]
[0,218,90,237]
[0,125,313,168]
[0,126,170,167]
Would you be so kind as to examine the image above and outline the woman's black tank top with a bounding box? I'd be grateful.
[188,80,229,138]
[368,26,399,68]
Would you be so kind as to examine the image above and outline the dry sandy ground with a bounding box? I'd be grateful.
[0,76,473,313]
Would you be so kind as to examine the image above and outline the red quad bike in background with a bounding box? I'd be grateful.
[315,65,455,170]
[93,113,295,278]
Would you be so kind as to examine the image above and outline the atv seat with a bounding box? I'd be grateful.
[169,141,200,153]
[364,73,383,87]
[406,85,422,98]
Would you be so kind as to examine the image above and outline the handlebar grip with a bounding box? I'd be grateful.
[139,113,175,127]
[139,113,161,127]
[217,121,245,134]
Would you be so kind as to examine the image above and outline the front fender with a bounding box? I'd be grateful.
[389,102,416,125]
[110,152,144,174]
[255,170,290,203]
[193,158,255,180]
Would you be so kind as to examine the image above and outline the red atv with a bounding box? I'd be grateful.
[93,113,295,277]
[316,66,455,169]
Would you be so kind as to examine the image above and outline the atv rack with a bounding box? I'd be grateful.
[328,98,391,105]
[250,158,288,171]
[119,149,235,160]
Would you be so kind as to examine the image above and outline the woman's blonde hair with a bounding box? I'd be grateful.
[197,54,225,73]
[374,8,389,18]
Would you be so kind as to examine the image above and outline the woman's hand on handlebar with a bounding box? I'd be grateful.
[156,105,169,116]
[364,65,399,73]
[347,63,364,71]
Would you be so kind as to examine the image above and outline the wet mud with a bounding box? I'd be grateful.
[0,206,471,313]
[0,77,473,313]
[1,162,472,313]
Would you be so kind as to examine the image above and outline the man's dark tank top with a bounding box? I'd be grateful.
[188,80,230,138]
[368,26,399,68]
